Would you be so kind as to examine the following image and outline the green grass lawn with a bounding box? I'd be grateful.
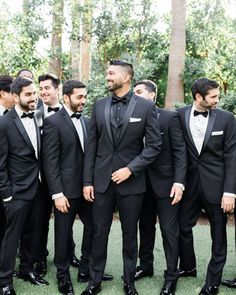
[14,220,235,295]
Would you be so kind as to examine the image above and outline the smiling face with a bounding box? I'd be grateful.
[14,83,37,112]
[195,87,220,111]
[39,79,59,106]
[64,87,87,113]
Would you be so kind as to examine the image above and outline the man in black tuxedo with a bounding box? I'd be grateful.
[0,77,48,295]
[177,78,236,295]
[133,80,187,295]
[35,74,80,278]
[221,120,236,289]
[81,60,162,295]
[42,80,102,295]
[0,75,14,249]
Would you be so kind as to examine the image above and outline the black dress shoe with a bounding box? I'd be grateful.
[159,281,176,295]
[178,268,197,278]
[198,284,218,295]
[0,284,16,295]
[35,260,47,278]
[70,255,80,268]
[58,279,74,295]
[78,272,113,283]
[221,278,236,288]
[123,283,139,295]
[134,266,154,281]
[80,284,101,295]
[18,272,49,286]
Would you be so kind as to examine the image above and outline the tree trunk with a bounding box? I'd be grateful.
[70,0,81,79]
[79,0,93,82]
[48,0,64,78]
[165,0,186,109]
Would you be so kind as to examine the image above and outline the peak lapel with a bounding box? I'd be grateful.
[104,97,113,145]
[12,109,35,154]
[201,110,216,153]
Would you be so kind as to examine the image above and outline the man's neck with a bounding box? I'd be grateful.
[113,86,131,98]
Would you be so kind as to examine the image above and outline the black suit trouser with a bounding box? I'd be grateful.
[89,183,143,286]
[54,197,93,280]
[138,187,157,271]
[139,186,180,281]
[179,181,227,286]
[0,185,44,285]
[0,200,6,248]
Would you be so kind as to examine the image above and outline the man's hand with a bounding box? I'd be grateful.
[221,195,235,213]
[54,196,70,213]
[170,185,183,205]
[83,186,95,202]
[111,167,132,184]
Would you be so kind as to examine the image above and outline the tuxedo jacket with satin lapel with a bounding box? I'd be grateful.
[177,105,236,204]
[0,108,41,201]
[42,107,89,199]
[83,94,162,195]
[147,109,187,198]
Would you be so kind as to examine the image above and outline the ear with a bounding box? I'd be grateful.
[63,94,69,104]
[195,93,203,102]
[13,93,19,104]
[123,73,131,84]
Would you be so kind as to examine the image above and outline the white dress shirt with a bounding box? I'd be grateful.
[189,104,209,154]
[43,102,62,118]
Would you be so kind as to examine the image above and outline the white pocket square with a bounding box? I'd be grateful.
[212,131,223,136]
[130,117,141,123]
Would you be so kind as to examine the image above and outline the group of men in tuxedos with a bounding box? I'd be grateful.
[0,60,235,295]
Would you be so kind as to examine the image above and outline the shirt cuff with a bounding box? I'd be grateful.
[173,183,185,191]
[3,196,12,202]
[52,192,64,200]
[223,192,236,198]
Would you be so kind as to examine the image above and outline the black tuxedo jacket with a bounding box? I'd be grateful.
[0,108,41,200]
[147,109,187,198]
[83,94,162,195]
[177,106,236,204]
[42,107,89,199]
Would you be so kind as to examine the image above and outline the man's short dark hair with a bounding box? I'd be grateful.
[0,75,14,93]
[16,69,34,79]
[134,80,157,97]
[38,73,60,89]
[63,80,86,96]
[109,59,134,79]
[191,78,219,100]
[11,77,34,96]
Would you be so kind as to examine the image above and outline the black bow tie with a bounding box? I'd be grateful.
[71,113,81,119]
[111,96,128,104]
[3,109,8,114]
[21,112,34,119]
[48,106,60,113]
[194,110,208,118]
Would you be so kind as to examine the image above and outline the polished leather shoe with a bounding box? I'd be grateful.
[221,278,236,288]
[78,272,113,283]
[0,284,16,295]
[70,255,80,268]
[160,281,176,295]
[123,283,139,295]
[58,279,74,295]
[198,284,218,295]
[178,268,197,278]
[80,284,101,295]
[35,260,47,278]
[134,266,154,281]
[18,272,49,286]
